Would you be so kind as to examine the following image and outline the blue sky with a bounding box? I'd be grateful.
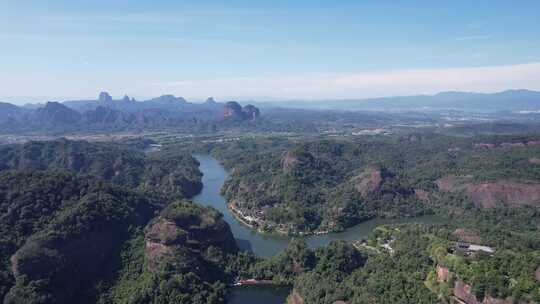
[1,1,539,103]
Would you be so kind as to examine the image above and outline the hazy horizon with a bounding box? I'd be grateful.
[2,86,540,106]
[1,1,539,102]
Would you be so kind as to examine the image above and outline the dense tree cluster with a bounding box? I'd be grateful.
[203,134,540,234]
[0,139,202,199]
[0,140,218,304]
[0,171,161,303]
[233,224,539,304]
[1,133,539,303]
[100,201,241,304]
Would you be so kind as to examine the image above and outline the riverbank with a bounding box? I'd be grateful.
[193,154,446,258]
[228,198,441,239]
[228,200,334,236]
[233,279,274,286]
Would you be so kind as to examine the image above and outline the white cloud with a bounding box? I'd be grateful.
[146,62,540,100]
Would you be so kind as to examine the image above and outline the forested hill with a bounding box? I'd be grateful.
[0,171,161,303]
[0,139,202,199]
[0,138,257,304]
[244,225,539,304]
[0,170,244,304]
[0,136,538,303]
[208,134,540,234]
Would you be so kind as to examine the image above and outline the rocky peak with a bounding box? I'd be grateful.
[351,166,383,197]
[205,97,217,104]
[145,201,237,273]
[122,95,131,102]
[436,175,540,208]
[223,101,261,120]
[242,104,260,120]
[98,92,113,103]
[223,101,243,118]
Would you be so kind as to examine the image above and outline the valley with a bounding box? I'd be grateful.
[0,93,539,304]
[2,2,540,303]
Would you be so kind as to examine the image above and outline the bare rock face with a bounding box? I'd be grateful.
[482,297,514,304]
[352,166,383,197]
[282,150,300,172]
[289,290,304,304]
[528,140,540,146]
[414,189,430,201]
[453,280,515,304]
[436,265,450,282]
[454,280,480,304]
[145,201,238,274]
[145,219,185,272]
[242,104,260,120]
[223,101,243,118]
[436,175,540,208]
[466,182,540,208]
[98,91,113,103]
[529,157,540,164]
[223,101,260,120]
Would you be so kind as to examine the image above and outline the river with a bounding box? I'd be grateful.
[192,154,443,303]
[193,154,444,257]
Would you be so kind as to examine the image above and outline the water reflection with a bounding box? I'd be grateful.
[228,285,291,304]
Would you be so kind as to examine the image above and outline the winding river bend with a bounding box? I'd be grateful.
[193,155,443,257]
[192,155,443,303]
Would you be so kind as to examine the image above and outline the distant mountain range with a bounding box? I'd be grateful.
[0,92,260,134]
[2,89,540,134]
[256,89,540,112]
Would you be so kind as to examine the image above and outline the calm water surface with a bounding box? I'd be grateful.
[192,155,444,304]
[227,285,291,304]
[192,155,444,257]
